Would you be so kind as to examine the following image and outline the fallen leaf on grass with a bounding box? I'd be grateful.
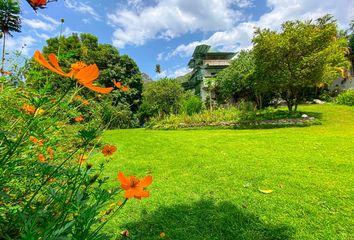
[259,189,273,194]
[120,230,129,237]
[160,231,166,238]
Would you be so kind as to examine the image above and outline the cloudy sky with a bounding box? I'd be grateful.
[9,0,354,79]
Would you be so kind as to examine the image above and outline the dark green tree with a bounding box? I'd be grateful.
[0,0,21,73]
[140,78,184,118]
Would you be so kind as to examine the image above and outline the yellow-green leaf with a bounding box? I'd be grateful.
[259,189,273,194]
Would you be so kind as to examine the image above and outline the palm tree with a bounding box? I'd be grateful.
[0,0,21,74]
[155,64,161,74]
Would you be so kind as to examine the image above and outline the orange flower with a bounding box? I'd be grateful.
[38,153,46,163]
[74,116,84,122]
[113,81,122,89]
[29,136,44,146]
[122,86,129,92]
[27,0,55,11]
[74,95,90,105]
[1,70,11,75]
[23,104,36,115]
[160,232,166,238]
[82,99,90,105]
[47,147,55,159]
[101,145,117,156]
[34,50,114,94]
[117,172,152,199]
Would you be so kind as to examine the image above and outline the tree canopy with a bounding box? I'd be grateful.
[252,15,350,112]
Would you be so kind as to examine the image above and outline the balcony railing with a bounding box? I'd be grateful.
[203,59,231,66]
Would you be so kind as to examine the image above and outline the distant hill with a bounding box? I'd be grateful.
[175,72,191,83]
[141,73,153,83]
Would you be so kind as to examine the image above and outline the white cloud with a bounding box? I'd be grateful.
[22,18,56,31]
[38,13,61,25]
[169,0,354,59]
[65,0,101,21]
[7,35,37,56]
[108,0,246,48]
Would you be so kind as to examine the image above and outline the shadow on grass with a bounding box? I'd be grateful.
[120,200,294,240]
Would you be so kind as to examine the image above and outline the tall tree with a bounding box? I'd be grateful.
[253,15,350,112]
[0,0,21,74]
[155,64,161,74]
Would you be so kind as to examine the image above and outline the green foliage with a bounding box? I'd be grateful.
[147,108,241,129]
[97,101,139,129]
[181,93,203,116]
[141,78,184,117]
[25,33,143,114]
[253,15,350,112]
[0,85,128,239]
[336,89,354,106]
[216,50,259,104]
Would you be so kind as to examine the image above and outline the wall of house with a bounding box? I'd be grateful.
[329,77,354,92]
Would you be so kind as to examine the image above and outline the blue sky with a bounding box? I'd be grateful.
[8,0,354,79]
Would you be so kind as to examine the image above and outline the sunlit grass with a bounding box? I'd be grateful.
[100,104,354,239]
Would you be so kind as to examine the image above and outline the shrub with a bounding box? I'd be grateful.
[181,94,203,116]
[336,90,354,106]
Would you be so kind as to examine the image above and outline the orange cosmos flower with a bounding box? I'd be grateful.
[27,0,57,11]
[113,81,122,89]
[121,86,129,92]
[74,116,84,122]
[101,145,117,156]
[117,172,152,199]
[1,70,11,75]
[29,136,44,146]
[47,147,55,159]
[38,153,46,163]
[33,50,114,94]
[23,104,36,115]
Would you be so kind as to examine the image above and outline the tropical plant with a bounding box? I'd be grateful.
[0,0,21,74]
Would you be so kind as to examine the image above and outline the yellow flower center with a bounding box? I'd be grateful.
[71,62,87,74]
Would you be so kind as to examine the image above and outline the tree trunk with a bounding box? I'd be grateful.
[294,100,298,112]
[1,33,5,91]
[1,33,6,73]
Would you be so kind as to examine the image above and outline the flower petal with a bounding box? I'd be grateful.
[34,50,68,77]
[138,175,152,188]
[124,189,135,199]
[83,84,114,94]
[118,172,131,190]
[48,53,65,73]
[75,64,99,84]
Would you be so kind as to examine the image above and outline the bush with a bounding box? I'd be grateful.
[181,94,203,116]
[336,90,354,106]
[97,101,139,129]
[147,107,241,129]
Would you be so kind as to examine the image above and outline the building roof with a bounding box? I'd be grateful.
[188,44,235,68]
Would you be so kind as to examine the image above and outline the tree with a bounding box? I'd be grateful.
[26,33,143,112]
[0,0,21,74]
[215,50,258,105]
[155,64,161,74]
[253,15,350,112]
[141,78,184,117]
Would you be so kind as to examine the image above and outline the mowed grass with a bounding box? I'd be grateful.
[100,104,354,240]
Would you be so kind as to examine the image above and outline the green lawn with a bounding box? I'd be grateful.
[99,104,354,240]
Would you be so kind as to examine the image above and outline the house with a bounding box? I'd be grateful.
[184,45,235,101]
